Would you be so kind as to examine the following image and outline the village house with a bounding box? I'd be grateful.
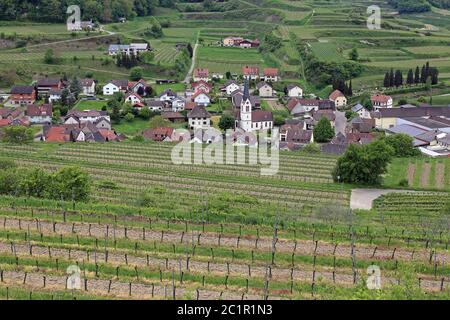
[261,68,279,82]
[372,105,450,130]
[349,117,376,134]
[371,94,393,111]
[162,111,185,123]
[187,105,211,131]
[242,66,259,81]
[26,104,52,124]
[0,107,28,127]
[193,68,209,82]
[129,79,151,97]
[103,80,129,95]
[351,103,371,119]
[222,80,241,96]
[48,89,63,104]
[108,43,149,56]
[80,79,96,96]
[287,98,335,117]
[65,109,111,126]
[192,80,212,94]
[145,100,165,112]
[143,127,175,142]
[10,85,37,105]
[312,109,336,128]
[192,90,211,107]
[256,82,273,98]
[329,90,347,108]
[171,98,186,112]
[43,122,121,143]
[285,84,303,98]
[236,82,273,132]
[36,78,62,96]
[279,122,313,150]
[223,37,243,47]
[125,92,144,106]
[159,89,178,102]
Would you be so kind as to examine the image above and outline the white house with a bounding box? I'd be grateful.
[256,82,273,98]
[261,68,279,82]
[187,105,211,130]
[172,98,186,112]
[159,89,177,102]
[26,104,52,124]
[192,91,211,107]
[125,93,143,106]
[286,84,303,98]
[329,90,347,108]
[80,79,96,96]
[352,103,371,119]
[223,80,240,96]
[48,89,62,104]
[371,94,393,111]
[103,80,128,96]
[65,110,110,124]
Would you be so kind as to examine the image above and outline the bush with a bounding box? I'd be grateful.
[398,179,409,187]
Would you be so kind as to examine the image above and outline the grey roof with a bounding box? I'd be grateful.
[386,124,427,137]
[224,80,238,87]
[286,84,301,90]
[373,106,450,118]
[256,82,271,90]
[187,105,211,119]
[243,80,250,101]
[11,85,35,94]
[402,117,450,130]
[351,103,364,112]
[321,143,347,155]
[415,130,443,143]
[109,44,130,51]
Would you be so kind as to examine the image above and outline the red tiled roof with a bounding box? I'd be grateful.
[194,68,209,78]
[0,119,11,126]
[242,66,259,75]
[371,94,392,103]
[46,126,70,142]
[263,68,278,77]
[142,127,174,141]
[329,90,345,101]
[26,104,52,117]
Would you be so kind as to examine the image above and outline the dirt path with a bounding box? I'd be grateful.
[183,32,200,84]
[407,163,416,186]
[421,163,431,188]
[435,163,445,189]
[2,217,448,265]
[350,189,415,210]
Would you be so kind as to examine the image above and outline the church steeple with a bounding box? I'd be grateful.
[243,80,250,101]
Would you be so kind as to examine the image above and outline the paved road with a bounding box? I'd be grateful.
[334,111,347,136]
[350,189,415,210]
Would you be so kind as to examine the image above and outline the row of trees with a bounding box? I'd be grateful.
[332,78,353,96]
[383,62,439,88]
[0,161,90,202]
[0,0,160,22]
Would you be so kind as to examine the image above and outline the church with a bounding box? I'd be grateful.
[235,81,273,132]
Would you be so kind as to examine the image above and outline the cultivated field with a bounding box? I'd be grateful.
[0,142,448,300]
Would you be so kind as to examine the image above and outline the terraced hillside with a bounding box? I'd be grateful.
[0,142,449,300]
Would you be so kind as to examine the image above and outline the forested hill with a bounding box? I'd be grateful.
[0,0,176,23]
[388,0,450,13]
